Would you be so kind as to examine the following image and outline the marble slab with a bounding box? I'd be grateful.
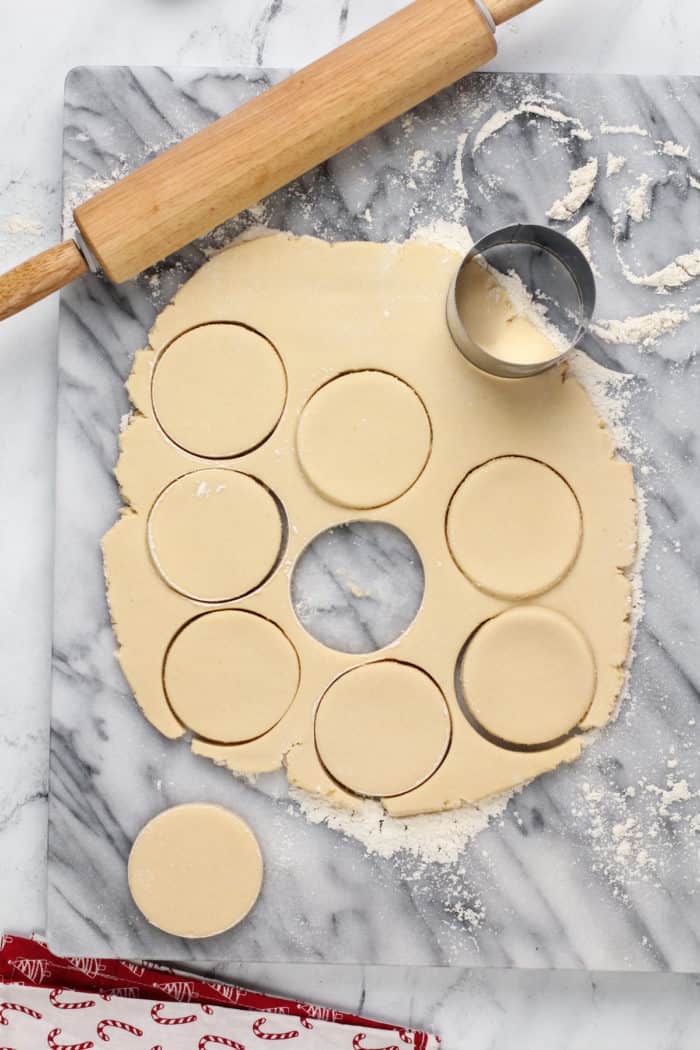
[48,68,700,970]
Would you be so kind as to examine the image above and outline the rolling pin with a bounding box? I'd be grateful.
[0,0,542,322]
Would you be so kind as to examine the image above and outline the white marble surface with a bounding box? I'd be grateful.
[2,1,700,1045]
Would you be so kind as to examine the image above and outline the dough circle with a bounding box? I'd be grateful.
[447,456,582,599]
[460,606,596,747]
[152,324,286,458]
[128,804,263,938]
[164,611,299,742]
[148,469,283,602]
[296,371,432,509]
[315,661,451,797]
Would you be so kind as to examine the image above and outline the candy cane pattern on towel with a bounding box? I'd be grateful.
[352,1035,399,1050]
[50,989,96,1011]
[0,1002,42,1025]
[201,1005,214,1016]
[151,1003,197,1025]
[252,1017,299,1040]
[47,1029,94,1050]
[198,1037,246,1050]
[300,1020,313,1031]
[96,1019,143,1041]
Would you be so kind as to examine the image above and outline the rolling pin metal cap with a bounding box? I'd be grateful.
[446,223,596,379]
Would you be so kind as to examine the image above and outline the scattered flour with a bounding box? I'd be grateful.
[660,140,690,158]
[606,153,627,177]
[409,219,472,256]
[453,131,469,203]
[473,99,588,152]
[547,158,598,221]
[410,148,433,173]
[620,248,700,292]
[601,122,650,137]
[566,215,597,273]
[290,787,512,865]
[592,307,688,348]
[63,171,125,234]
[624,173,653,223]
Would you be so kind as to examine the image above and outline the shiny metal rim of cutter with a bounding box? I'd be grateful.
[446,223,597,379]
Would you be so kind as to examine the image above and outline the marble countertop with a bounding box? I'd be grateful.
[1,1,700,1046]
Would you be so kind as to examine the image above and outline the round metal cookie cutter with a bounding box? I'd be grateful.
[446,223,596,379]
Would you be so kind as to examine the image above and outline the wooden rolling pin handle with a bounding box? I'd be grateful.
[0,241,89,322]
[0,0,543,318]
[487,0,542,24]
[77,0,514,283]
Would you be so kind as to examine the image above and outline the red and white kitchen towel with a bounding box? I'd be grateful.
[0,936,440,1049]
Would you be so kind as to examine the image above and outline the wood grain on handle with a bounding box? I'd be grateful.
[0,241,89,321]
[76,0,498,283]
[487,0,542,24]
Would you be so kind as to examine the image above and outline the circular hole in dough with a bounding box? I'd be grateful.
[314,661,451,798]
[148,469,284,602]
[290,521,425,654]
[164,610,300,743]
[127,803,263,939]
[152,323,287,459]
[459,606,596,748]
[446,456,582,600]
[296,370,432,509]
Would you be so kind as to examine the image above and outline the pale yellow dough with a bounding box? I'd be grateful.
[103,233,637,819]
[315,661,451,797]
[152,323,286,459]
[297,370,432,509]
[127,804,263,938]
[148,468,282,602]
[164,610,300,742]
[447,456,582,600]
[457,259,562,365]
[461,606,596,747]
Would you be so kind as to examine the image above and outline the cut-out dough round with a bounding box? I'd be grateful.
[461,606,596,747]
[152,324,286,458]
[297,371,432,508]
[447,456,582,599]
[315,661,451,797]
[164,611,299,742]
[148,469,283,602]
[128,804,263,938]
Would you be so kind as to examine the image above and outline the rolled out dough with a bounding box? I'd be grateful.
[127,804,263,938]
[148,469,282,602]
[314,661,451,797]
[104,232,637,821]
[456,259,564,365]
[152,323,286,459]
[164,610,300,743]
[461,606,596,747]
[447,456,583,600]
[296,370,432,509]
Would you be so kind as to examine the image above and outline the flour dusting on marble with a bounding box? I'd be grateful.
[591,308,689,348]
[619,249,700,292]
[290,787,512,865]
[606,153,627,177]
[547,158,598,222]
[472,99,589,152]
[624,173,653,223]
